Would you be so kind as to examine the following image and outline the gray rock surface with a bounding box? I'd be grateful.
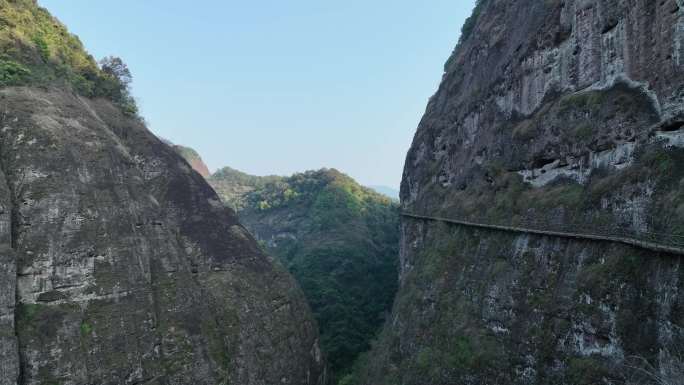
[360,1,684,384]
[0,167,18,384]
[0,87,326,385]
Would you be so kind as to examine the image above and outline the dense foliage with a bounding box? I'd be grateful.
[0,0,137,113]
[210,168,400,382]
[208,166,283,211]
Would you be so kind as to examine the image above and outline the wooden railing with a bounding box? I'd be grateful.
[401,212,684,256]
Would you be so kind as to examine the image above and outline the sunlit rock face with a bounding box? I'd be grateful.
[360,1,684,384]
[0,87,326,385]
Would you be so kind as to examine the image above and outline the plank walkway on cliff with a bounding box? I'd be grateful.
[401,213,684,256]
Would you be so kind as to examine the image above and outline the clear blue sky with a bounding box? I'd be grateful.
[39,0,475,188]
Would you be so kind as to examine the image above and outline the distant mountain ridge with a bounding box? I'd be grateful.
[367,185,399,201]
[173,147,400,383]
[208,166,282,211]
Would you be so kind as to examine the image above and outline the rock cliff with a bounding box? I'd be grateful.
[0,1,326,384]
[359,1,684,384]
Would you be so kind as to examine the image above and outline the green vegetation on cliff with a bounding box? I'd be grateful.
[207,166,400,382]
[0,0,136,113]
[0,3,326,382]
[208,166,282,211]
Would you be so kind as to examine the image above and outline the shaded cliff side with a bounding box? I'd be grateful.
[359,1,684,384]
[0,1,326,384]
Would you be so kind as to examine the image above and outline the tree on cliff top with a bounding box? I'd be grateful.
[99,56,138,115]
[100,56,132,88]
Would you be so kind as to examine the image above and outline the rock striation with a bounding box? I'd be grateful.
[1,88,325,385]
[360,1,684,384]
[0,1,326,384]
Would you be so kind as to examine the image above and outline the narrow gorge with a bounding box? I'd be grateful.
[2,0,683,384]
[171,154,400,383]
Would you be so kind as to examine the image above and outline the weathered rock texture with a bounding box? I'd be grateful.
[0,87,326,385]
[0,167,18,384]
[0,2,326,382]
[360,1,684,384]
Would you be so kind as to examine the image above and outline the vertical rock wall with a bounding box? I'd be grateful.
[361,1,684,384]
[0,168,18,385]
[0,87,326,385]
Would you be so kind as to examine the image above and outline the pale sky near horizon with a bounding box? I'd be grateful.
[39,1,476,188]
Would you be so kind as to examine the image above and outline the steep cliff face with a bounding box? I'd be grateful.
[0,2,326,384]
[1,88,325,385]
[360,1,684,384]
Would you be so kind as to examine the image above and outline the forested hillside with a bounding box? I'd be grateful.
[176,152,400,383]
